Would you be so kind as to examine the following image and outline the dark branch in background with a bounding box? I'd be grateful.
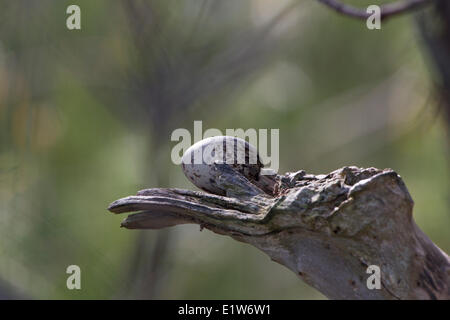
[316,0,432,20]
[416,1,450,134]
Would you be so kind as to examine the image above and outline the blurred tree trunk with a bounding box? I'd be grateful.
[123,144,173,299]
[417,1,450,139]
[0,280,28,299]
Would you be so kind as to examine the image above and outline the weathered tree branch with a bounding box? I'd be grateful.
[316,0,432,20]
[108,165,449,299]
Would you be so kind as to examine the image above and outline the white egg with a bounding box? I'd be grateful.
[181,136,263,194]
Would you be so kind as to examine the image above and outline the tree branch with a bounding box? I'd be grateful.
[108,166,450,299]
[316,0,433,20]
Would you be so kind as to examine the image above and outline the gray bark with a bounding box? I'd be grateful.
[108,165,449,299]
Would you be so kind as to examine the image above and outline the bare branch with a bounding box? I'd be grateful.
[316,0,432,20]
[109,166,450,299]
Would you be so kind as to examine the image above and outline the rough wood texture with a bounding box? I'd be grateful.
[108,165,449,299]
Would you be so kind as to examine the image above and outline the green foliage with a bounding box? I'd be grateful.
[0,0,447,299]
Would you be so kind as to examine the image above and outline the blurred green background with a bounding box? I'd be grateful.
[0,0,448,299]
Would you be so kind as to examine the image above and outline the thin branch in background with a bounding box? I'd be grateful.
[183,0,211,49]
[116,0,304,299]
[416,0,450,136]
[316,0,432,20]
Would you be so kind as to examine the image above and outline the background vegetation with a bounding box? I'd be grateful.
[0,0,448,299]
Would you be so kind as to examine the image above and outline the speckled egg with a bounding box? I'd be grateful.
[181,136,263,194]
